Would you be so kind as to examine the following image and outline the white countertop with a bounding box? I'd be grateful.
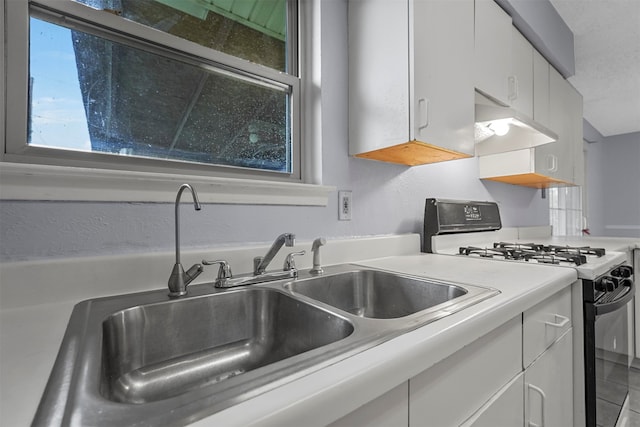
[2,250,577,427]
[193,254,577,426]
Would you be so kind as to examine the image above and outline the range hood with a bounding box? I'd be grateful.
[474,92,558,156]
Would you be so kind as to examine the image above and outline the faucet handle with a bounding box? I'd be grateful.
[283,250,306,272]
[202,259,233,287]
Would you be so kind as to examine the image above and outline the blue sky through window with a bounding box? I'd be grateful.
[29,18,91,151]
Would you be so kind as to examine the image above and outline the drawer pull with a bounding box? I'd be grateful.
[528,383,546,427]
[545,314,570,329]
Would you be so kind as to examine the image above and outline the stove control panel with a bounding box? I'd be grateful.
[596,277,619,292]
[611,265,633,278]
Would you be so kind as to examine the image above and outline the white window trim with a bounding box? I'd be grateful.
[0,0,330,205]
[0,162,333,204]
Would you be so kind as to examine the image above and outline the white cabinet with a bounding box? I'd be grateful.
[474,0,512,106]
[474,26,558,159]
[523,284,572,368]
[336,286,576,427]
[534,66,575,184]
[409,316,522,426]
[511,27,534,118]
[569,83,585,187]
[328,382,409,427]
[348,0,475,166]
[461,373,525,427]
[479,68,583,188]
[533,49,552,130]
[525,330,574,427]
[523,288,574,427]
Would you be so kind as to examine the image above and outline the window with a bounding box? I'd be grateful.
[4,0,304,182]
[549,186,584,236]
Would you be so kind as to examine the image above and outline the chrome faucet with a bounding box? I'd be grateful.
[168,184,204,297]
[253,233,295,275]
[202,233,302,289]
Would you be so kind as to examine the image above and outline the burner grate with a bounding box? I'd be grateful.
[458,246,513,258]
[493,242,545,252]
[543,245,605,257]
[458,242,600,266]
[522,252,587,266]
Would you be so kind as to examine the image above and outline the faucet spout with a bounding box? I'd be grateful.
[253,233,295,275]
[174,184,201,265]
[168,184,203,297]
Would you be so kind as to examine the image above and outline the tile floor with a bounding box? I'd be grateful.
[595,358,640,426]
[626,360,640,426]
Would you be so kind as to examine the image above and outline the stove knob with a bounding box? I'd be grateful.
[596,277,617,292]
[612,266,633,278]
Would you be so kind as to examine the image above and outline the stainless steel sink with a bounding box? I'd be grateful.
[286,269,467,318]
[34,264,499,426]
[101,288,353,404]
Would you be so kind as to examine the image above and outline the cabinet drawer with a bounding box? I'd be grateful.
[409,316,522,426]
[523,285,572,368]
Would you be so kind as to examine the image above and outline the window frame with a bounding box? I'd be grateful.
[548,185,584,236]
[1,0,329,204]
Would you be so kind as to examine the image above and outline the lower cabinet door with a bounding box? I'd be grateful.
[525,329,573,427]
[328,382,409,427]
[409,316,522,426]
[460,373,525,427]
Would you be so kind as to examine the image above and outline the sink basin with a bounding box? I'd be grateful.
[286,269,467,318]
[101,288,354,404]
[34,264,499,426]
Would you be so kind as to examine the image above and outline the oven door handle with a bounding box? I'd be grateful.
[595,279,635,316]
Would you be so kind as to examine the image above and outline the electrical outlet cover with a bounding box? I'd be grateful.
[338,191,352,221]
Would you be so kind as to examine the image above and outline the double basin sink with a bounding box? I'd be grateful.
[34,264,498,426]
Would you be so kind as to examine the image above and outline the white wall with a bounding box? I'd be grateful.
[0,0,551,262]
[586,131,640,237]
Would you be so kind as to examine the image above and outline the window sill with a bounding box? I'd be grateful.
[0,163,334,205]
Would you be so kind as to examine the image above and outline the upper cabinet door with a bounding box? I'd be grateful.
[348,0,410,154]
[510,27,534,118]
[348,0,474,166]
[412,0,475,156]
[569,84,585,187]
[533,49,551,130]
[535,67,575,183]
[474,0,512,106]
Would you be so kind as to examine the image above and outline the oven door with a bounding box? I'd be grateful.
[585,278,635,427]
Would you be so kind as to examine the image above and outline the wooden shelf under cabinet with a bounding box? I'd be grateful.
[354,140,472,166]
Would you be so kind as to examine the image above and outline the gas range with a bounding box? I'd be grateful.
[422,198,635,427]
[453,239,626,280]
[423,200,626,280]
